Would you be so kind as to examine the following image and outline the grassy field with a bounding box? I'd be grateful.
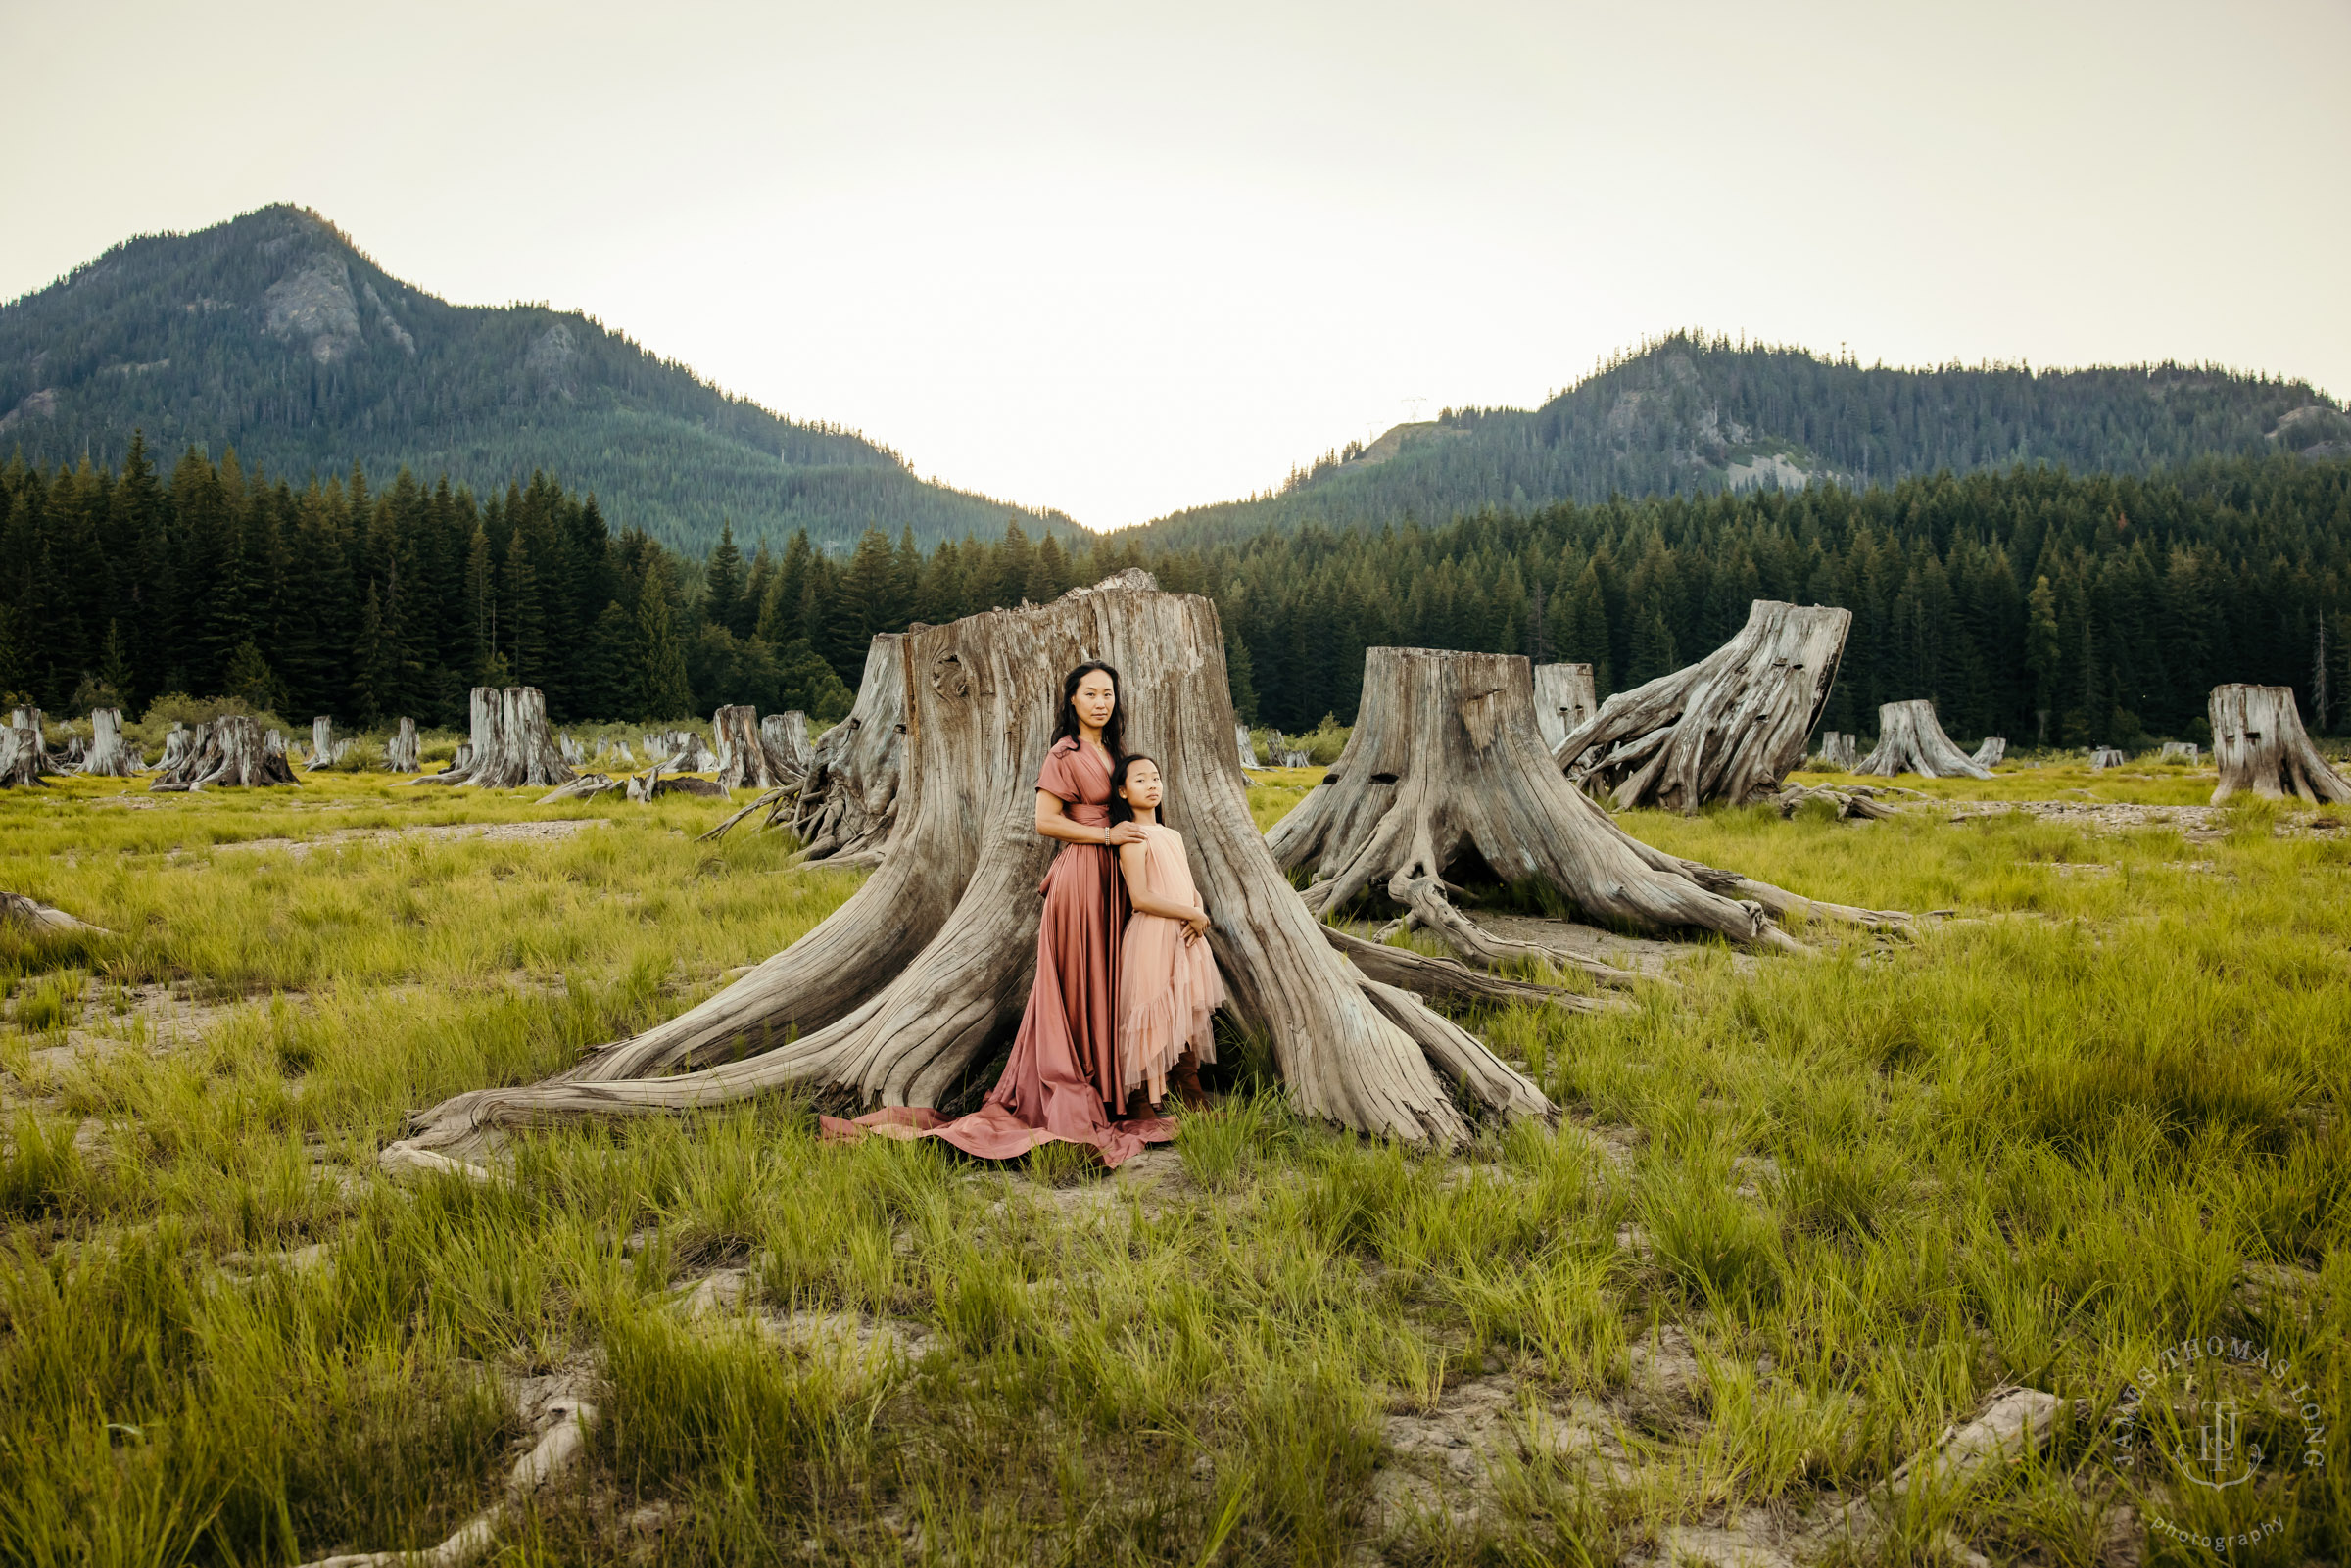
[1,759,2343,1566]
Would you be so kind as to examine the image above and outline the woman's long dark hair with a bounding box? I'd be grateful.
[1053,660,1125,759]
[1107,752,1159,826]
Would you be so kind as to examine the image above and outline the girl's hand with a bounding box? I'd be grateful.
[1108,822,1148,846]
[1185,908,1212,939]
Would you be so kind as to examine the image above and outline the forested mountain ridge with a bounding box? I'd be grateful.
[0,205,1079,554]
[1134,333,2351,548]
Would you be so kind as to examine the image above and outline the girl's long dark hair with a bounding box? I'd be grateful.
[1053,660,1125,759]
[1108,752,1158,826]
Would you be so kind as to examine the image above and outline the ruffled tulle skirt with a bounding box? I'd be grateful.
[1117,913,1223,1101]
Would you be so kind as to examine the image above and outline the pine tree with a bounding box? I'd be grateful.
[635,559,695,720]
[1225,621,1259,724]
[704,520,745,638]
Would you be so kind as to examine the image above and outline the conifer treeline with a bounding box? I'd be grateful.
[4,439,2347,746]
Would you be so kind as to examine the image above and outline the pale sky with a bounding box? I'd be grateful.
[4,0,2345,529]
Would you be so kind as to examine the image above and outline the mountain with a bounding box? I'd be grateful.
[0,205,1079,554]
[1131,332,2351,548]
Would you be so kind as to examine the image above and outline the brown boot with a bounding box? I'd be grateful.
[1166,1048,1212,1108]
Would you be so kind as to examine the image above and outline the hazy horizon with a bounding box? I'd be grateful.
[5,0,2345,530]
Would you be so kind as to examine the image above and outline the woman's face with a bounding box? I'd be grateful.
[1120,759,1163,812]
[1073,670,1118,734]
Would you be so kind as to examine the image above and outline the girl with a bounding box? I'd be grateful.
[1110,753,1223,1110]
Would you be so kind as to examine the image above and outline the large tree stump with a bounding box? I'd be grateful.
[1970,736,2007,768]
[761,712,813,772]
[408,689,575,789]
[150,716,301,790]
[1532,662,1598,752]
[1270,646,1903,960]
[1854,700,1991,780]
[2209,684,2351,804]
[713,705,791,792]
[79,707,140,777]
[7,708,59,778]
[392,573,1547,1158]
[386,718,420,773]
[1556,601,1850,810]
[789,634,909,866]
[0,722,44,788]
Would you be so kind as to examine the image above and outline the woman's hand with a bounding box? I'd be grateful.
[1107,822,1148,847]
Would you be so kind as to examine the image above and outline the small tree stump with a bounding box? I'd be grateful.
[1270,645,1905,961]
[0,722,44,788]
[1970,736,2007,768]
[713,705,790,792]
[1236,723,1266,772]
[1277,747,1311,768]
[150,715,301,790]
[558,732,584,766]
[1557,601,1851,810]
[79,707,140,777]
[393,573,1547,1156]
[308,717,337,771]
[2209,684,2351,803]
[1854,700,1991,780]
[386,717,419,773]
[2087,747,2126,771]
[1814,731,1859,770]
[1532,662,1598,752]
[790,633,909,865]
[408,689,575,789]
[7,708,59,777]
[2159,740,2199,763]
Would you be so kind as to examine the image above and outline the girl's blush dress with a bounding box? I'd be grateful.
[1116,823,1223,1101]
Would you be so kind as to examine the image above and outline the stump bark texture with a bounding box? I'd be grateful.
[1970,736,2007,768]
[713,705,790,791]
[762,712,814,772]
[394,574,1545,1156]
[0,723,43,788]
[387,718,419,773]
[2209,684,2351,804]
[150,716,300,790]
[789,634,909,865]
[647,730,716,772]
[1269,645,1895,954]
[1555,601,1850,810]
[408,689,575,789]
[7,708,58,777]
[79,707,140,777]
[1854,700,1991,780]
[1532,663,1598,752]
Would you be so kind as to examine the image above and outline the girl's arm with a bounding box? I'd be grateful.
[1037,791,1146,846]
[1118,842,1212,936]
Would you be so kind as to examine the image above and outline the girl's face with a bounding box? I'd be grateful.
[1120,759,1163,813]
[1073,671,1117,734]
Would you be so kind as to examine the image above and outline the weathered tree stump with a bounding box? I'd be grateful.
[1277,747,1311,768]
[408,689,575,790]
[1854,700,1991,780]
[2087,747,2126,771]
[150,716,301,790]
[1557,601,1851,810]
[1532,662,1598,752]
[386,718,420,773]
[2158,740,2199,763]
[1813,731,1859,770]
[7,708,59,777]
[1236,723,1266,772]
[712,705,789,792]
[558,732,584,767]
[79,707,140,777]
[1970,736,2007,768]
[61,735,84,768]
[308,717,338,771]
[761,711,813,773]
[391,574,1547,1158]
[155,723,194,775]
[0,722,45,788]
[2209,685,2351,804]
[789,634,909,866]
[645,730,716,772]
[1269,645,1904,963]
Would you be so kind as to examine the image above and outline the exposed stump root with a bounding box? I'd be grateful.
[391,574,1547,1161]
[1269,645,1906,961]
[1556,601,1849,810]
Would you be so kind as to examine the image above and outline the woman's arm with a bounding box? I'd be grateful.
[1118,843,1212,936]
[1037,791,1146,846]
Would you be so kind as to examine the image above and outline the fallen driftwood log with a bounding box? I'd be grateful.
[1557,601,1850,810]
[1768,781,1899,821]
[407,689,574,790]
[1854,700,1991,780]
[388,573,1549,1159]
[0,891,110,935]
[1970,736,2006,767]
[2209,684,2351,803]
[1269,645,1908,968]
[78,707,141,777]
[536,773,621,806]
[150,716,300,790]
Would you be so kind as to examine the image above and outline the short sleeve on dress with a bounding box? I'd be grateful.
[1034,740,1081,804]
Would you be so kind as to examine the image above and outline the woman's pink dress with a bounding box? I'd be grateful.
[823,736,1174,1167]
[1118,824,1223,1103]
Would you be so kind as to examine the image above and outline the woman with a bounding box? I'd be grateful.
[875,662,1178,1166]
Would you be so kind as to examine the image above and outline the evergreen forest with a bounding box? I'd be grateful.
[3,436,2348,752]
